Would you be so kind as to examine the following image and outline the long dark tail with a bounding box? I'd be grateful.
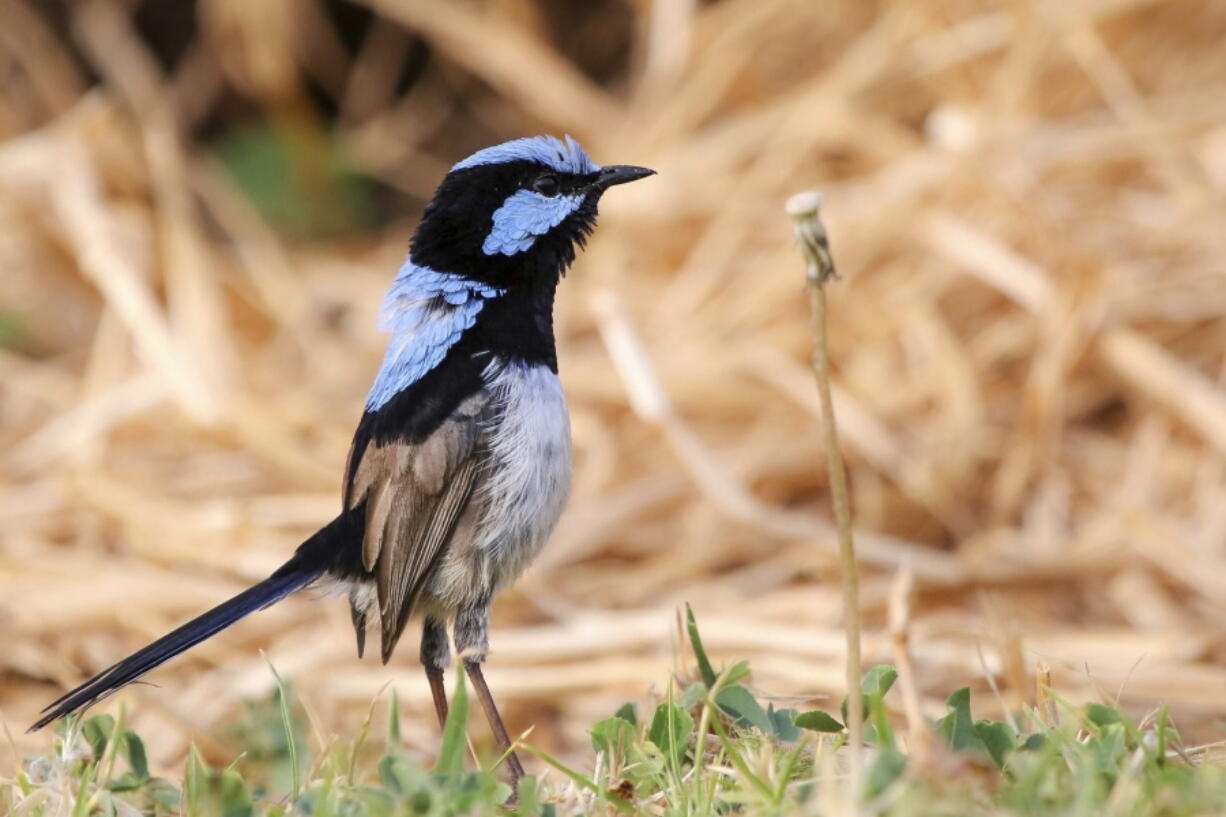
[29,512,358,731]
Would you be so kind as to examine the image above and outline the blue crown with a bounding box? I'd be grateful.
[451,134,599,175]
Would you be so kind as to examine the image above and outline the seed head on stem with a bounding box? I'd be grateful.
[787,191,863,809]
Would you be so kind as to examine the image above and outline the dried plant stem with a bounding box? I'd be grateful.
[1036,661,1058,727]
[813,284,865,800]
[889,567,931,763]
[787,192,863,803]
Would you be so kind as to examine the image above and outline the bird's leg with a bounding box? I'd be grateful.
[465,662,526,785]
[454,604,526,786]
[420,616,451,729]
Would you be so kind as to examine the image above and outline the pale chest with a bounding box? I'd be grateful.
[475,360,573,563]
[425,360,573,608]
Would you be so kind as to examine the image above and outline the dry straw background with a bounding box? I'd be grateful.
[2,0,1225,771]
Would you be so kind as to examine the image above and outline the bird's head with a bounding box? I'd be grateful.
[408,135,655,285]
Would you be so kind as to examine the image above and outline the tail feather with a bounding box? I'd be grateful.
[29,512,356,732]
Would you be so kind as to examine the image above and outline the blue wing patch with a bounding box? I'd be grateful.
[482,191,585,256]
[366,263,505,411]
[452,134,599,175]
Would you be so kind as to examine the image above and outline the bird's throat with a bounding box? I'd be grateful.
[473,269,561,372]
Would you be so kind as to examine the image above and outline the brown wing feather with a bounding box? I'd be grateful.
[345,391,492,662]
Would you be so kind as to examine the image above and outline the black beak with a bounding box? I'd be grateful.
[593,165,656,190]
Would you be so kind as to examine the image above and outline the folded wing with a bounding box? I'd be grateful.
[345,390,492,662]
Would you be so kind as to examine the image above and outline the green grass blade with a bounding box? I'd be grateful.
[388,688,401,747]
[705,694,773,802]
[685,603,718,687]
[434,665,469,778]
[264,659,301,802]
[69,758,95,817]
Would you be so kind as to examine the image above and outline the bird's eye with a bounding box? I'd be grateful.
[533,174,560,196]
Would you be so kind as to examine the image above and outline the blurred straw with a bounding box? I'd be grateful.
[888,568,930,763]
[49,131,219,422]
[3,0,1226,773]
[359,0,619,136]
[72,0,236,402]
[590,289,959,582]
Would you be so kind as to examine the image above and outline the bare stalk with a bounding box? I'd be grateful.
[786,192,863,803]
[889,567,931,764]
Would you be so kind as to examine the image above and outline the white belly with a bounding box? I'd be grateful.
[425,359,572,608]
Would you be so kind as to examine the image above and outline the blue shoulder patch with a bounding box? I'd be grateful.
[452,134,599,175]
[482,191,585,256]
[365,262,505,411]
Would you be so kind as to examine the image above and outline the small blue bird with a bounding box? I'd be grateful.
[32,135,655,784]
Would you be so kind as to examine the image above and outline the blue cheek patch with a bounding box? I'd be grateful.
[482,191,585,256]
[365,263,505,411]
